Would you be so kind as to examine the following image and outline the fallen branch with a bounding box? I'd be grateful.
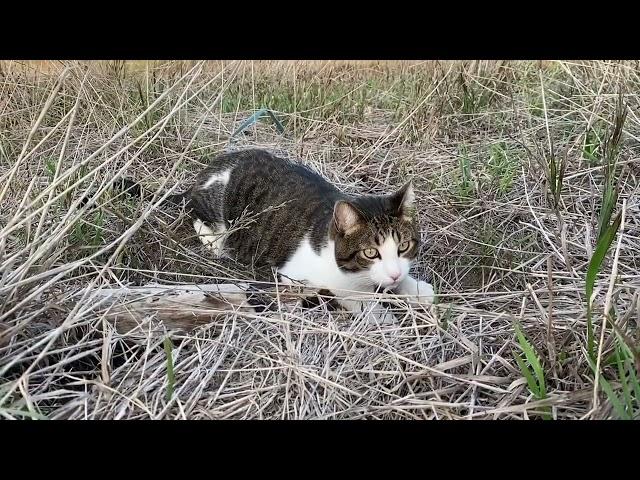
[91,282,330,335]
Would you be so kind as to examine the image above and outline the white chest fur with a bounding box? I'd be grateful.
[278,237,372,294]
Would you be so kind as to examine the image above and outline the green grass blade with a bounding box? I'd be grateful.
[556,154,566,207]
[599,374,629,419]
[587,354,630,419]
[614,343,633,412]
[549,155,557,200]
[628,361,640,415]
[164,337,175,403]
[585,212,621,359]
[602,351,621,367]
[514,323,546,398]
[514,350,541,398]
[597,183,618,242]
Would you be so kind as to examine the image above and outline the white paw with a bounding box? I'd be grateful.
[194,219,225,256]
[407,280,435,306]
[374,310,397,325]
[360,309,397,325]
[201,236,221,254]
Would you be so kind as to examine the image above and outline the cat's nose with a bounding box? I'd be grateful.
[389,272,401,282]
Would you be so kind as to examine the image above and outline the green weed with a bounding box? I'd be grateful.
[583,127,603,165]
[586,213,621,359]
[457,146,474,199]
[487,142,518,195]
[547,150,567,210]
[513,323,551,419]
[586,95,627,359]
[70,209,104,248]
[588,334,640,419]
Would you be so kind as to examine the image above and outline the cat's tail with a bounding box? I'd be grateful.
[112,177,192,207]
[78,177,191,209]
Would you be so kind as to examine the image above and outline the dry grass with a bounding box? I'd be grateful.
[1,60,639,419]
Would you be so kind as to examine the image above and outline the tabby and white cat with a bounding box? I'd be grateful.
[161,149,434,319]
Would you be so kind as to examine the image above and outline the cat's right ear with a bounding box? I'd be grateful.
[333,201,362,235]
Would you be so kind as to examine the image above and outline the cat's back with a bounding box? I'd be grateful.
[227,148,336,192]
[207,148,340,212]
[191,148,343,265]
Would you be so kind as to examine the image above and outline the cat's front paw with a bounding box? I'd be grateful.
[374,310,397,325]
[407,280,435,306]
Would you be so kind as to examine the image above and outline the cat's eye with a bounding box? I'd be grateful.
[362,248,379,259]
[398,240,412,253]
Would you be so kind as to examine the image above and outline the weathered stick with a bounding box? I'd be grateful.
[92,282,327,335]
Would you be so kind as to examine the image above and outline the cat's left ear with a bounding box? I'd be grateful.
[391,181,416,219]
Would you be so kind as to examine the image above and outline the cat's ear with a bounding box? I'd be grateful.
[391,181,416,219]
[333,201,363,234]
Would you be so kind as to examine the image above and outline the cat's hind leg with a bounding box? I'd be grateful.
[193,218,226,257]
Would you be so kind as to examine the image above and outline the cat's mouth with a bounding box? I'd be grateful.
[378,280,400,292]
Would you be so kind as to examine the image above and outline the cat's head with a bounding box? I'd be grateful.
[330,182,419,289]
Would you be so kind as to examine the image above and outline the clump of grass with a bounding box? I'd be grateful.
[456,145,474,199]
[449,141,520,202]
[546,148,566,210]
[457,70,494,115]
[586,94,627,359]
[45,158,57,180]
[487,142,518,195]
[583,126,604,165]
[513,323,551,419]
[588,334,640,419]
